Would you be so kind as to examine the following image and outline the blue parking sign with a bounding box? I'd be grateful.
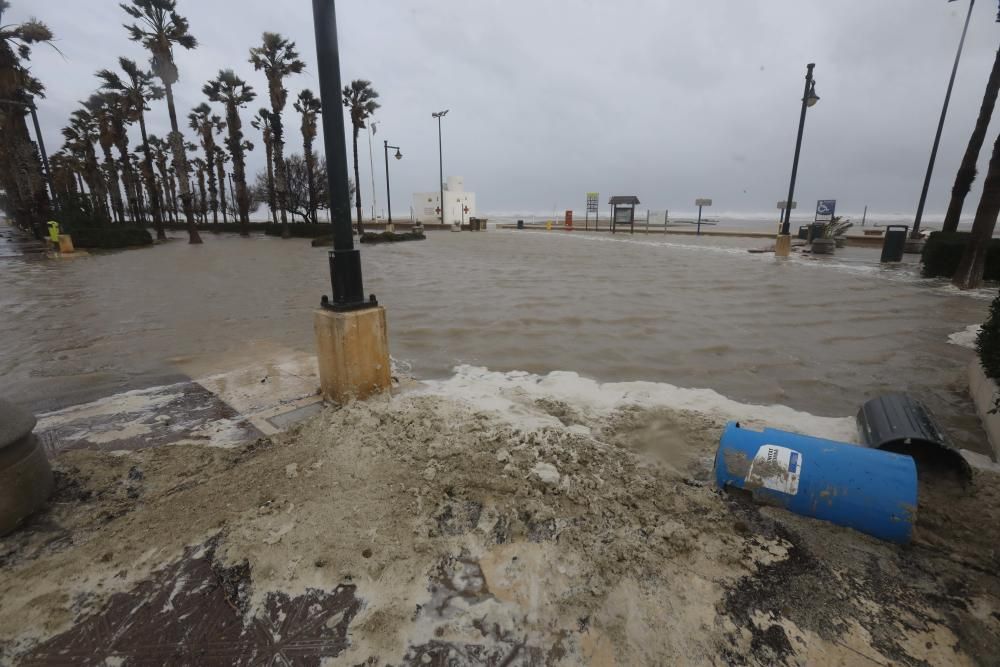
[816,199,836,221]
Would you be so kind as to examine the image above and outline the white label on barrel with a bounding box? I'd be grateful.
[746,445,802,495]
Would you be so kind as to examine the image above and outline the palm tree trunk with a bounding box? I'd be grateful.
[163,82,202,244]
[138,112,166,240]
[206,146,218,226]
[216,158,228,225]
[944,48,1000,234]
[352,126,363,235]
[275,146,289,237]
[264,135,277,224]
[954,132,1000,290]
[101,146,125,224]
[304,148,316,223]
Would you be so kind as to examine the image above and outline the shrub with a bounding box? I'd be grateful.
[921,231,1000,280]
[359,231,426,244]
[978,291,1000,384]
[69,227,153,249]
[263,223,331,238]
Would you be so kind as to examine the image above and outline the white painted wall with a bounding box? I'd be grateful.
[411,177,477,225]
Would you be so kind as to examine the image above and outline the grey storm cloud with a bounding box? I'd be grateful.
[17,0,1000,218]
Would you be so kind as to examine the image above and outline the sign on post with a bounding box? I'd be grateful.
[815,199,836,222]
[695,198,712,235]
[777,201,797,210]
[586,192,599,230]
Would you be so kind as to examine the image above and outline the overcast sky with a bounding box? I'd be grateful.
[17,0,1000,219]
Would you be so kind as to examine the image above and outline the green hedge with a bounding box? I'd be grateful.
[978,292,1000,401]
[264,223,331,238]
[921,231,1000,280]
[359,231,426,244]
[70,227,153,249]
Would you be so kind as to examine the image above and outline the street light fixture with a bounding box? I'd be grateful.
[383,140,402,228]
[432,110,449,227]
[0,97,56,210]
[778,63,820,251]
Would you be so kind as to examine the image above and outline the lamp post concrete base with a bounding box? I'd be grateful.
[314,306,391,404]
[775,234,792,257]
[0,399,53,536]
[904,238,925,254]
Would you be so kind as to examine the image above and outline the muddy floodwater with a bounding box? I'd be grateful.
[0,226,992,451]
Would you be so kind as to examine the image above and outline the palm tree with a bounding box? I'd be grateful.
[944,47,1000,233]
[294,89,322,222]
[97,89,142,224]
[147,134,174,223]
[0,4,55,230]
[85,94,127,224]
[97,57,167,238]
[121,0,202,243]
[188,103,224,225]
[251,108,277,224]
[191,155,208,223]
[62,107,110,223]
[342,80,380,234]
[203,70,256,235]
[249,32,305,238]
[954,132,1000,288]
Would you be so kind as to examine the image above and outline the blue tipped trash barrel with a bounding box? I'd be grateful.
[714,422,917,543]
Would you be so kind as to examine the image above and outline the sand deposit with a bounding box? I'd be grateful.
[1,390,999,665]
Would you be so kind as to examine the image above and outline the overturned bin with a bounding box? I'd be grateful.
[0,398,54,536]
[857,393,970,477]
[714,422,917,543]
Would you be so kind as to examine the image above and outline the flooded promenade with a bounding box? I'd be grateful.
[1,225,992,450]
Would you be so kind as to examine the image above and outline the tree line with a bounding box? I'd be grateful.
[1,0,381,244]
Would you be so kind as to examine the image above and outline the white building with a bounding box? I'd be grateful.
[412,176,476,225]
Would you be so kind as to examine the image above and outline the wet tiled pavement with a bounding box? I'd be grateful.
[20,540,363,666]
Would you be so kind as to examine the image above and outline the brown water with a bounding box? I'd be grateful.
[0,226,992,451]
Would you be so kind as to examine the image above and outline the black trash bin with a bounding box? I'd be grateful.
[881,224,909,262]
[517,220,524,229]
[797,225,809,240]
[809,222,826,242]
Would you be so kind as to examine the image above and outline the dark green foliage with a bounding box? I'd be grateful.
[977,292,1000,415]
[263,223,329,238]
[921,231,1000,280]
[359,231,426,244]
[70,227,153,248]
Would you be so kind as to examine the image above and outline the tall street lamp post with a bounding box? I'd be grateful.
[777,63,820,257]
[910,0,975,245]
[0,97,56,210]
[432,110,448,227]
[313,0,373,310]
[383,140,402,229]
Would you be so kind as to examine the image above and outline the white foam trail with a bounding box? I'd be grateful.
[419,365,858,443]
[948,324,981,349]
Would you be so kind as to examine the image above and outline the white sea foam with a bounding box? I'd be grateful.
[948,324,981,349]
[420,365,859,443]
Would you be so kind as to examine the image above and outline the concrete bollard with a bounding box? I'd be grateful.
[0,399,54,536]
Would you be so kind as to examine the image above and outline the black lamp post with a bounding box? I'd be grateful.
[0,97,56,210]
[780,63,820,237]
[432,110,448,226]
[312,0,374,311]
[911,0,975,240]
[383,140,401,226]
